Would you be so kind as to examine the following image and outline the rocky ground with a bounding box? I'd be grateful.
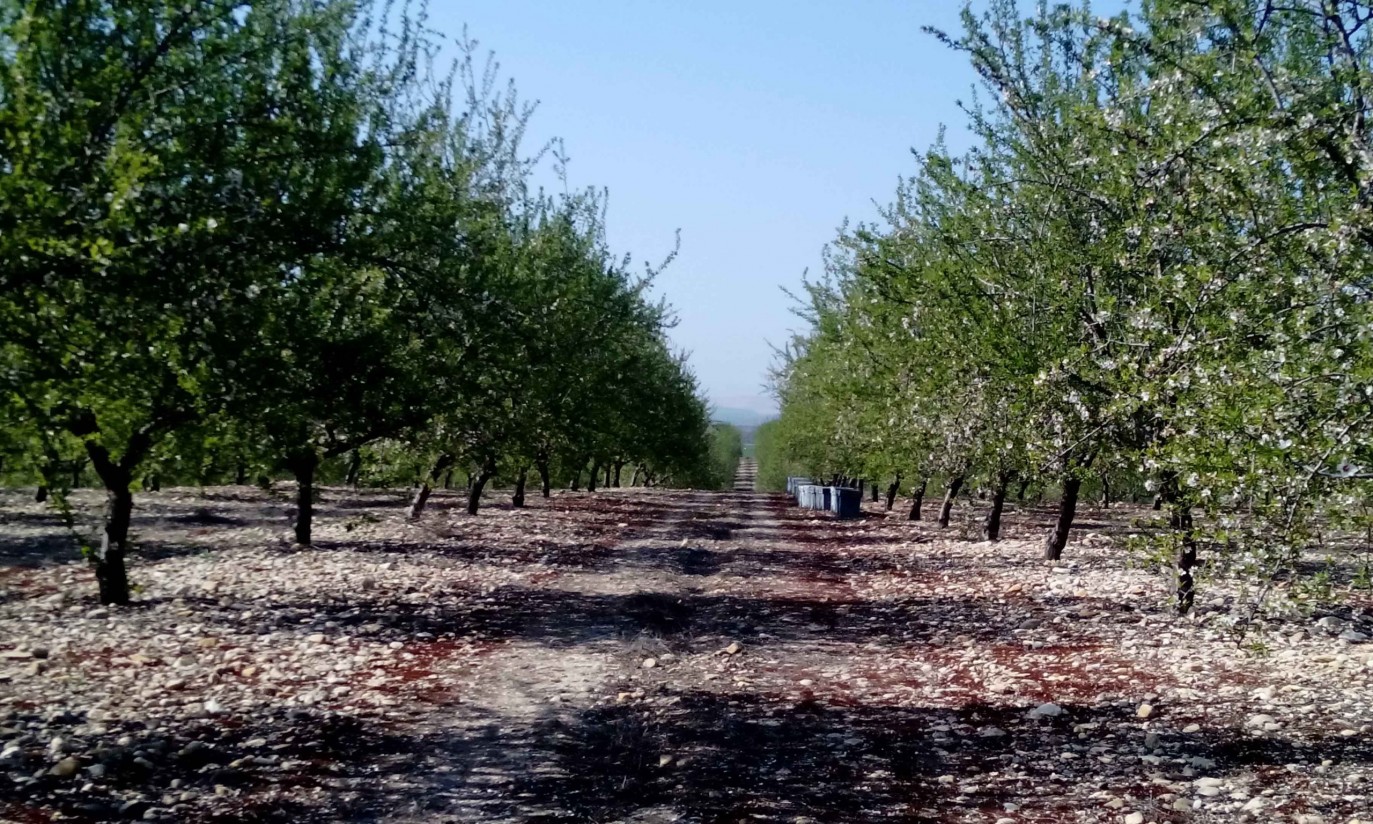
[2,461,1372,822]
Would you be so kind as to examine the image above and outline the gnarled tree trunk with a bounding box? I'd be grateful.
[512,466,528,508]
[983,472,1011,542]
[78,417,164,604]
[86,450,135,604]
[613,461,624,488]
[937,476,963,528]
[467,458,497,515]
[907,478,927,521]
[408,453,454,520]
[1043,476,1081,561]
[586,460,600,493]
[885,475,901,512]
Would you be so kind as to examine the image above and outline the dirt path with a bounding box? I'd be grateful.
[407,460,771,822]
[2,470,1372,822]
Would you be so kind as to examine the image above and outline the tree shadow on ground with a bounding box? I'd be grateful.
[191,580,1135,654]
[0,706,416,824]
[8,688,1370,823]
[476,691,1373,822]
[0,533,80,571]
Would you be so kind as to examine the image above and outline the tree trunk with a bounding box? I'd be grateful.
[512,466,528,508]
[1162,474,1198,615]
[1017,478,1030,503]
[586,460,600,493]
[1099,470,1111,507]
[1153,493,1163,510]
[1173,505,1198,615]
[536,451,552,497]
[96,484,134,605]
[83,430,158,606]
[870,482,880,502]
[907,478,927,521]
[604,464,612,487]
[408,482,433,520]
[1043,475,1081,561]
[937,476,963,528]
[71,459,85,489]
[467,459,496,515]
[442,469,453,490]
[884,476,901,512]
[408,454,454,520]
[345,450,362,488]
[409,453,453,519]
[569,469,582,491]
[613,461,624,488]
[83,450,137,604]
[983,473,1011,542]
[629,465,641,487]
[234,460,248,486]
[288,451,319,546]
[35,486,48,503]
[143,472,159,492]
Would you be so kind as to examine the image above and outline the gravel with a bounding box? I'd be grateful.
[2,481,1372,821]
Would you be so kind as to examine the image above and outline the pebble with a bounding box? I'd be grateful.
[2,486,1372,822]
[1124,813,1144,824]
[48,757,80,778]
[1318,616,1348,633]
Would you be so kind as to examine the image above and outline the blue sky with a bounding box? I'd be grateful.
[426,2,1038,417]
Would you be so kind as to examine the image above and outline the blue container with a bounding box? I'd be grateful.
[829,486,862,519]
[821,486,833,511]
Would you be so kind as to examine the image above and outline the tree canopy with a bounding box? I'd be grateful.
[762,0,1373,616]
[0,0,721,604]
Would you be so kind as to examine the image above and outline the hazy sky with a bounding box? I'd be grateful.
[427,2,1011,417]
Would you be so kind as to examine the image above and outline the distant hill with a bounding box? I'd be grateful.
[711,406,775,428]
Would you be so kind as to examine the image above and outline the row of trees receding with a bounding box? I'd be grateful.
[762,0,1373,616]
[0,0,725,605]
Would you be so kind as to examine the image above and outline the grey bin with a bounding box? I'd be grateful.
[797,484,821,510]
[829,486,862,519]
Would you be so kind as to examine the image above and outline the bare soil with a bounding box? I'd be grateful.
[1,461,1372,822]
